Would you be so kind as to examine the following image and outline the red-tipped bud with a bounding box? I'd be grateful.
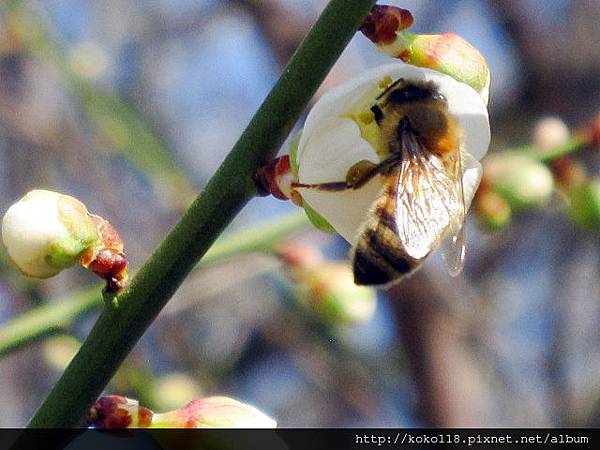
[589,113,600,147]
[87,395,153,428]
[360,5,414,45]
[254,155,303,206]
[549,156,587,189]
[80,214,128,292]
[87,395,276,429]
[359,5,490,103]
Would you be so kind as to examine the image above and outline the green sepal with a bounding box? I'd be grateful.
[288,132,301,179]
[302,201,336,234]
[44,214,100,270]
[289,131,336,234]
[45,235,93,270]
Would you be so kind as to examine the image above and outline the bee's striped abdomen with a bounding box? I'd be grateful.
[352,168,419,286]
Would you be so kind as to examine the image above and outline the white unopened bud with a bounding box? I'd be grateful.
[484,153,554,209]
[2,190,99,278]
[152,396,277,428]
[533,116,570,153]
[277,243,377,326]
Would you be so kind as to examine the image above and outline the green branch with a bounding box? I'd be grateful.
[536,136,589,162]
[27,0,376,427]
[0,210,309,358]
[502,135,589,163]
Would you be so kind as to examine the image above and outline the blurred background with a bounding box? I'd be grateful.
[0,0,599,427]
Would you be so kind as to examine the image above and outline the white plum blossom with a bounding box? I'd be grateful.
[294,63,490,245]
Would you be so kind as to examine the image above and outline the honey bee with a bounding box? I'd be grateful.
[294,78,466,286]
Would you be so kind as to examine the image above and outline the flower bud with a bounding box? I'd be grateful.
[87,395,153,428]
[568,179,600,230]
[2,190,99,278]
[278,243,377,326]
[549,156,587,189]
[360,5,414,44]
[589,113,600,147]
[402,33,490,103]
[484,153,554,209]
[533,116,570,153]
[360,5,490,103]
[80,214,128,292]
[254,155,300,204]
[88,395,277,428]
[2,189,128,291]
[151,397,276,429]
[473,187,511,230]
[67,40,110,81]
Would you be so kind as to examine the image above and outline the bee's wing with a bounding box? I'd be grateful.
[441,224,466,276]
[353,165,418,286]
[352,134,466,286]
[396,133,466,269]
[438,150,467,276]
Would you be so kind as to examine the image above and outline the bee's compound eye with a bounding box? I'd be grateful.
[431,91,447,104]
[370,105,384,123]
[388,84,431,104]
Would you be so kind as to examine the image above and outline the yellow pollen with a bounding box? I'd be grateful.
[358,111,374,124]
[378,76,393,90]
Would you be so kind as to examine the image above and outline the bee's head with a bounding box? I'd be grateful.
[385,81,446,106]
[374,79,459,156]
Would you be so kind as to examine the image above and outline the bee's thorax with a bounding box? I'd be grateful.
[378,100,459,160]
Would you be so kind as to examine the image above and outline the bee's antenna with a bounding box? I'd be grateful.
[376,78,404,100]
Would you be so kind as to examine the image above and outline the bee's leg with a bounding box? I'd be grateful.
[345,160,379,189]
[347,155,404,189]
[291,180,349,191]
[293,157,399,192]
[291,160,378,192]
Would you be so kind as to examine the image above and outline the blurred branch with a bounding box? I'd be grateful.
[0,287,98,358]
[234,0,314,66]
[259,306,383,424]
[28,0,377,424]
[0,210,309,359]
[512,135,590,163]
[3,0,196,208]
[489,0,600,117]
[389,271,490,427]
[201,211,309,265]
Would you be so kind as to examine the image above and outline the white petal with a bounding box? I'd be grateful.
[462,153,483,210]
[298,118,383,245]
[2,190,70,277]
